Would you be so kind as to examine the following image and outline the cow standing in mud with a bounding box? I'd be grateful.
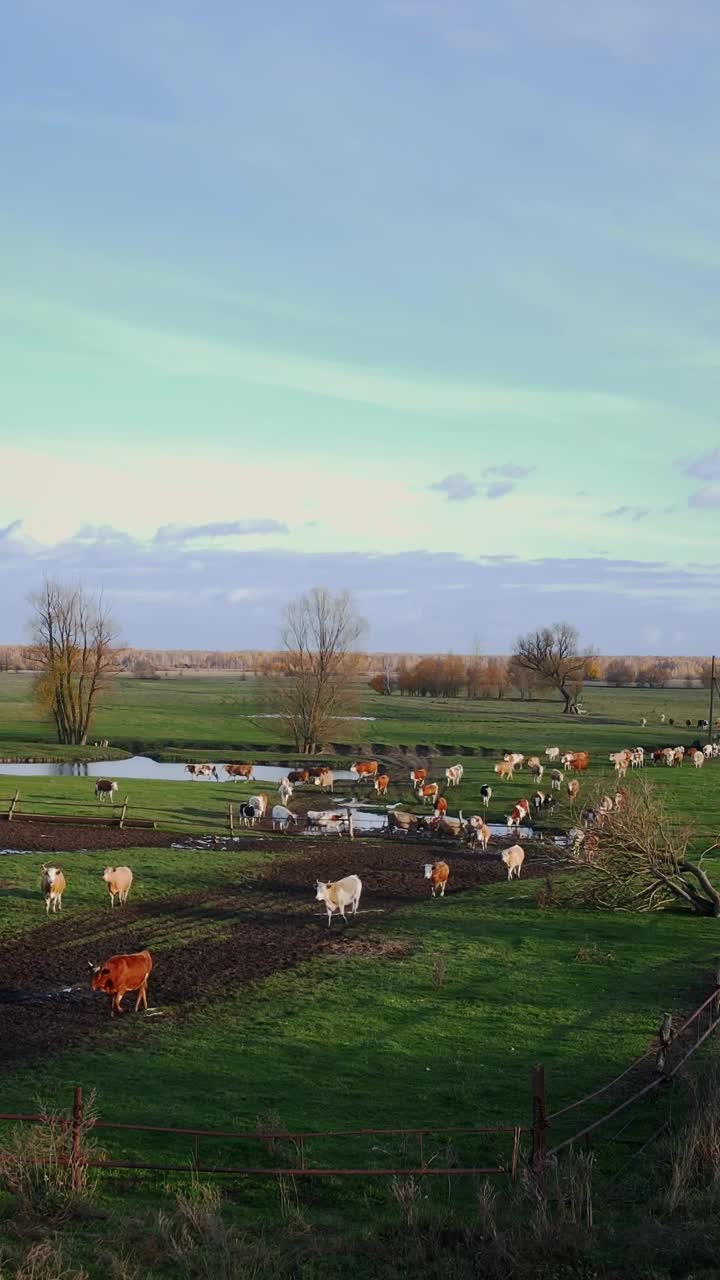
[89,950,153,1017]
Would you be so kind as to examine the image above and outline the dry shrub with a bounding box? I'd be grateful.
[574,941,615,966]
[390,1174,424,1227]
[534,876,555,909]
[667,1065,720,1212]
[0,1096,102,1220]
[155,1182,276,1279]
[0,1241,88,1280]
[431,950,447,989]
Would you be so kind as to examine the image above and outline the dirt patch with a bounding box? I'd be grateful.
[0,820,185,853]
[0,836,555,1069]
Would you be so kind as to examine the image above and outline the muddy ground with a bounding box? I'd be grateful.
[0,829,557,1069]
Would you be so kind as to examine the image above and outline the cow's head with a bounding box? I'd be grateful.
[315,881,327,900]
[102,867,115,880]
[423,864,434,879]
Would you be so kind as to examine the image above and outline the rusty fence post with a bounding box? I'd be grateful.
[656,1013,673,1075]
[71,1086,83,1191]
[531,1064,547,1177]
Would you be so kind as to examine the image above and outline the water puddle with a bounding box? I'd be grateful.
[0,756,357,784]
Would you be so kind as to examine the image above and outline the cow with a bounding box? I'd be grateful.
[501,845,525,880]
[609,751,631,779]
[318,770,335,794]
[186,763,219,780]
[494,761,515,782]
[307,767,325,780]
[504,753,525,769]
[692,750,705,768]
[351,761,379,783]
[89,950,153,1017]
[271,805,297,831]
[424,861,450,897]
[640,717,647,727]
[434,814,465,839]
[527,756,541,770]
[506,800,530,831]
[224,763,254,782]
[660,714,666,724]
[550,769,564,790]
[568,752,590,773]
[315,875,362,926]
[479,785,492,810]
[41,865,65,915]
[433,796,449,816]
[630,748,644,769]
[95,778,118,803]
[561,752,576,770]
[698,719,709,731]
[466,817,490,850]
[248,794,269,818]
[410,769,427,790]
[567,779,581,801]
[545,747,560,761]
[387,810,418,836]
[307,811,348,834]
[445,764,464,787]
[703,743,714,759]
[542,793,556,812]
[239,803,261,827]
[528,761,544,781]
[278,778,293,805]
[102,866,132,909]
[531,791,545,814]
[374,773,390,797]
[673,748,685,767]
[614,788,628,808]
[419,783,440,805]
[287,770,310,785]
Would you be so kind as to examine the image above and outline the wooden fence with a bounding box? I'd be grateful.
[0,789,157,830]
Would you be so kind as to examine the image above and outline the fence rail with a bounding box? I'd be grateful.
[0,789,156,830]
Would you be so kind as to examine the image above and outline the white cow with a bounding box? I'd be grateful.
[306,811,348,834]
[278,778,294,805]
[315,875,362,926]
[248,794,268,818]
[102,865,133,908]
[272,805,297,831]
[41,865,66,914]
[500,845,525,880]
[445,764,464,787]
[545,747,560,761]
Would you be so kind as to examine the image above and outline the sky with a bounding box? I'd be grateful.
[2,0,720,653]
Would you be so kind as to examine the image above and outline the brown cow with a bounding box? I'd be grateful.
[410,768,427,789]
[374,773,390,796]
[419,782,440,805]
[89,950,153,1017]
[287,769,310,785]
[351,761,379,783]
[424,861,450,897]
[224,763,254,781]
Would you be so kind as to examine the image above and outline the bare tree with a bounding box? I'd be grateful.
[512,623,592,715]
[27,580,120,745]
[563,778,720,916]
[276,588,365,753]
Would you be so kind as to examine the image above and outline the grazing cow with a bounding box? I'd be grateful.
[501,845,525,880]
[271,805,297,831]
[673,748,685,767]
[466,818,491,850]
[89,950,153,1017]
[374,773,390,797]
[640,717,647,727]
[567,780,581,801]
[318,770,335,794]
[480,784,492,810]
[95,778,118,803]
[307,767,325,780]
[287,770,310,785]
[506,800,530,831]
[445,764,464,787]
[630,748,644,769]
[315,875,362,926]
[494,761,515,781]
[102,866,132,909]
[568,752,590,773]
[561,752,576,770]
[278,778,293,805]
[703,743,714,759]
[239,803,260,827]
[698,719,709,731]
[410,769,427,790]
[419,783,440,805]
[248,793,269,818]
[433,796,449,816]
[527,757,541,770]
[693,750,705,768]
[609,751,631,779]
[542,793,556,812]
[185,763,219,780]
[504,753,525,769]
[614,788,628,808]
[387,810,418,836]
[41,865,65,915]
[351,761,379,783]
[545,747,560,761]
[528,762,544,781]
[224,763,254,781]
[550,769,564,790]
[531,790,545,814]
[425,861,450,897]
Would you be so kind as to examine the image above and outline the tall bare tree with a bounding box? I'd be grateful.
[276,588,365,753]
[27,580,120,745]
[512,622,592,714]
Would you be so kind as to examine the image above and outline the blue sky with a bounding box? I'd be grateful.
[1,0,719,652]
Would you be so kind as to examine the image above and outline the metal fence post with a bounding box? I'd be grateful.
[531,1064,547,1177]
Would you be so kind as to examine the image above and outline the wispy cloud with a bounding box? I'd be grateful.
[604,505,651,521]
[487,481,514,500]
[154,520,289,543]
[688,487,720,509]
[483,463,535,480]
[428,473,479,501]
[680,448,720,482]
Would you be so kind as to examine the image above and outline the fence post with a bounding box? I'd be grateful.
[71,1086,83,1191]
[347,808,354,840]
[655,1013,673,1075]
[531,1064,547,1177]
[8,789,19,820]
[713,961,720,1021]
[119,796,128,829]
[228,803,234,836]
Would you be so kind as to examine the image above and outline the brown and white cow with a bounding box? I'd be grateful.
[89,950,153,1017]
[567,779,581,801]
[506,800,530,831]
[410,768,427,790]
[445,764,464,787]
[351,761,379,783]
[494,761,515,781]
[424,861,450,897]
[41,865,66,915]
[185,763,219,780]
[374,773,390,796]
[95,778,118,803]
[419,782,440,805]
[287,769,310,785]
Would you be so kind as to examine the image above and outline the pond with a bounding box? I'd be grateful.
[0,756,358,784]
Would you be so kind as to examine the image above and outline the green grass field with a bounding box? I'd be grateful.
[1,674,719,1276]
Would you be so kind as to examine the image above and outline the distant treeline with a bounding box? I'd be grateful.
[0,645,712,688]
